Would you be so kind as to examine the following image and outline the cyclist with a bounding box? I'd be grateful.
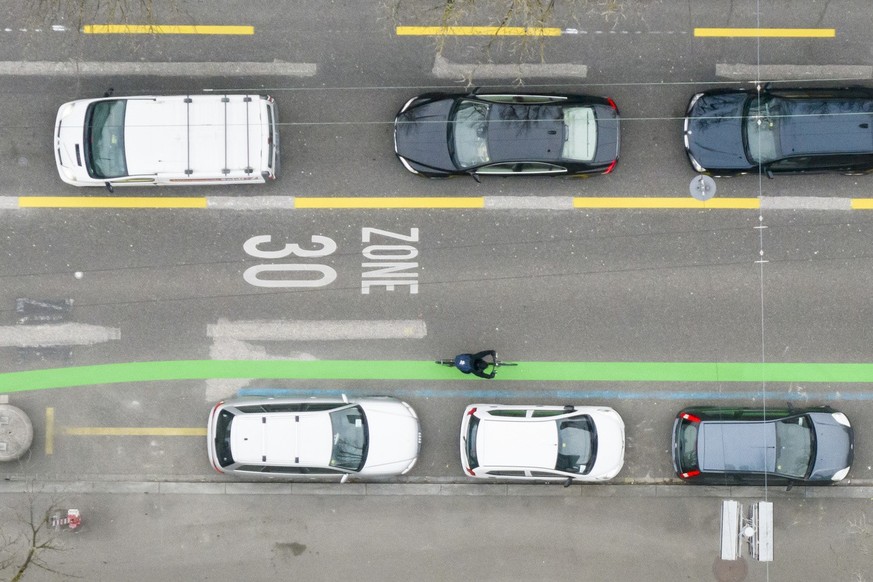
[453,350,498,379]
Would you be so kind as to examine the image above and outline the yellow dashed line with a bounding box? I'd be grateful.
[295,197,485,209]
[694,28,835,38]
[45,407,55,455]
[83,25,254,35]
[573,197,760,209]
[396,26,561,37]
[19,197,208,209]
[63,427,207,436]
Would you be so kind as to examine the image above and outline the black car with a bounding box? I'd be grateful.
[683,86,873,177]
[393,93,620,178]
[672,406,854,485]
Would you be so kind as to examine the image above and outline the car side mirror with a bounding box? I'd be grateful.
[104,182,114,193]
[765,169,774,179]
[785,481,794,492]
[468,172,481,184]
[563,477,573,488]
[340,474,349,484]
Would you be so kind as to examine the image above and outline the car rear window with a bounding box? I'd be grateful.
[676,419,699,472]
[466,415,480,469]
[562,107,596,161]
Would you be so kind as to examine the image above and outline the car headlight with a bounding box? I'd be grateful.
[831,467,850,481]
[831,412,851,427]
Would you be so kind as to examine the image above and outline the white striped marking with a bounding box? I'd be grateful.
[0,323,120,347]
[207,319,427,341]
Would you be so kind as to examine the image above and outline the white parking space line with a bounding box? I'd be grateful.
[432,54,587,80]
[485,196,574,210]
[207,319,427,341]
[205,319,427,401]
[760,197,852,210]
[206,196,295,210]
[0,322,120,347]
[715,64,873,80]
[0,61,317,77]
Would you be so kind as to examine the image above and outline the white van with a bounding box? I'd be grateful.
[54,94,279,189]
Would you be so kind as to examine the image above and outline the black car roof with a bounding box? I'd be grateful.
[779,97,873,156]
[486,103,565,162]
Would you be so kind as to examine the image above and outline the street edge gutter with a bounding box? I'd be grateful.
[6,196,872,210]
[0,478,871,499]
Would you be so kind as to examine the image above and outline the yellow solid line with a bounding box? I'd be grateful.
[63,427,207,436]
[83,24,254,35]
[396,26,561,37]
[573,197,760,209]
[19,197,208,209]
[45,408,55,455]
[851,199,873,209]
[694,28,834,38]
[295,197,485,209]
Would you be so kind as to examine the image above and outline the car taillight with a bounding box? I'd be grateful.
[465,467,476,476]
[467,407,477,416]
[680,412,701,423]
[680,470,701,479]
[603,160,617,174]
[606,97,617,110]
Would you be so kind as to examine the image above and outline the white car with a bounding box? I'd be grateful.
[459,404,625,484]
[207,395,421,480]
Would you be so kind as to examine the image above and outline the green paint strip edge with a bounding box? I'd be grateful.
[2,360,873,392]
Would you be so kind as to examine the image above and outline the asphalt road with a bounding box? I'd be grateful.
[3,1,873,580]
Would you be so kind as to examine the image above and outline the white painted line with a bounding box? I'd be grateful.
[0,196,17,209]
[0,61,317,77]
[716,64,873,80]
[0,323,120,347]
[485,196,574,210]
[760,196,851,210]
[432,54,587,80]
[207,319,428,341]
[206,196,296,210]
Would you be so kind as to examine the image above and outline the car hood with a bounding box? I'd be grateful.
[808,413,854,481]
[358,400,421,475]
[394,99,456,172]
[587,408,625,479]
[685,92,752,171]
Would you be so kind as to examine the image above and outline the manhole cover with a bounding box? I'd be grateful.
[713,555,748,582]
[0,404,34,462]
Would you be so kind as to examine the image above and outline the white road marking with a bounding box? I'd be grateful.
[0,61,317,77]
[207,196,295,210]
[0,323,120,347]
[207,319,427,341]
[716,64,873,80]
[432,54,587,80]
[760,197,851,210]
[485,196,574,210]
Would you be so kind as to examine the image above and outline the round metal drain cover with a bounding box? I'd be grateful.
[690,175,717,201]
[0,404,34,462]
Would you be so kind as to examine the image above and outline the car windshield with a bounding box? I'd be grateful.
[452,99,491,168]
[774,415,814,478]
[85,100,128,179]
[329,405,368,472]
[555,417,596,474]
[745,96,782,164]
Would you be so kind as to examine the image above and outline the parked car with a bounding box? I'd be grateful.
[672,406,854,485]
[207,395,421,480]
[683,86,873,177]
[459,404,625,484]
[55,94,279,189]
[394,92,620,178]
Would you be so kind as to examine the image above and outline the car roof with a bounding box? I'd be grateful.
[485,103,566,163]
[779,98,873,156]
[476,416,558,469]
[230,411,333,466]
[699,421,776,473]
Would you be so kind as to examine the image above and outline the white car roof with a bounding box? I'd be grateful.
[230,412,332,466]
[477,418,558,469]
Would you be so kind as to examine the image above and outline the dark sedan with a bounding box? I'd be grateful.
[672,406,853,485]
[393,93,620,178]
[683,86,873,177]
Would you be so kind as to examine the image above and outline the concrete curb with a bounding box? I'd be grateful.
[1,479,870,499]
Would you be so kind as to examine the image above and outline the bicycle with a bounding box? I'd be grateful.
[435,351,517,379]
